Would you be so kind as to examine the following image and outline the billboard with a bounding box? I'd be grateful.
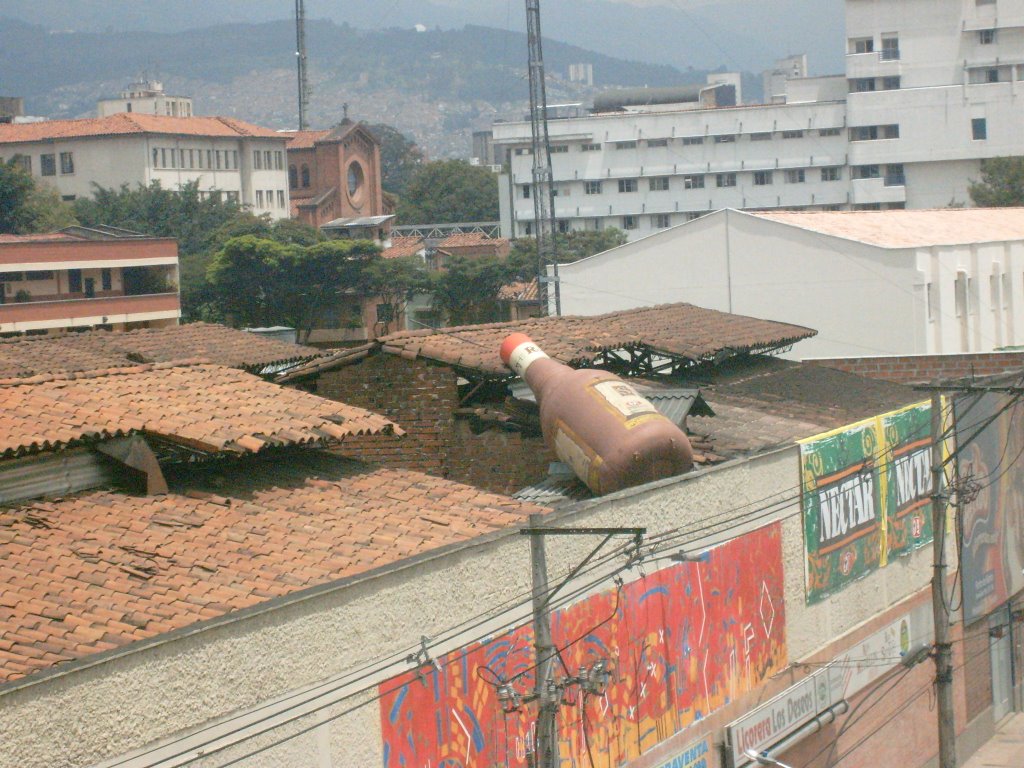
[379,524,786,768]
[957,393,1024,624]
[801,402,933,604]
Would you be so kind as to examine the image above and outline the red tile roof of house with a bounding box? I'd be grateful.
[0,323,322,379]
[0,362,396,458]
[497,278,539,302]
[0,113,283,144]
[0,452,543,683]
[281,129,331,150]
[0,233,78,244]
[382,235,426,260]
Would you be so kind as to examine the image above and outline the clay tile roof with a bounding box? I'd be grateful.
[382,236,426,259]
[0,452,545,683]
[750,207,1024,249]
[0,113,283,144]
[498,278,539,302]
[0,362,397,458]
[376,303,816,377]
[0,323,323,379]
[437,232,503,248]
[280,129,331,149]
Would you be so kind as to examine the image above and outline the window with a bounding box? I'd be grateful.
[972,117,988,140]
[884,164,906,186]
[716,172,737,187]
[784,169,806,184]
[852,164,881,179]
[881,76,901,90]
[583,180,602,195]
[226,191,239,203]
[821,167,842,182]
[979,29,996,44]
[255,190,264,207]
[614,140,637,150]
[253,151,263,170]
[881,35,900,60]
[851,78,877,92]
[753,170,773,186]
[61,195,75,202]
[40,154,56,176]
[549,145,568,153]
[927,282,938,322]
[819,127,842,136]
[622,215,638,230]
[514,147,532,156]
[653,213,671,229]
[161,149,168,168]
[681,136,704,145]
[580,143,601,152]
[618,178,638,193]
[26,270,53,280]
[713,134,736,143]
[781,130,804,139]
[206,150,213,169]
[987,68,1000,83]
[187,149,194,168]
[169,149,176,169]
[152,148,159,167]
[277,190,285,208]
[850,37,874,54]
[13,155,30,173]
[850,124,899,140]
[649,177,670,191]
[264,150,273,168]
[232,151,239,169]
[646,138,669,148]
[521,184,531,199]
[215,150,222,170]
[275,151,284,170]
[557,220,570,233]
[301,165,310,187]
[376,303,394,324]
[683,174,705,190]
[750,132,772,141]
[68,269,82,294]
[289,165,298,188]
[101,268,112,291]
[955,271,970,317]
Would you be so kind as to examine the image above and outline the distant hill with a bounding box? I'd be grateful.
[0,17,756,158]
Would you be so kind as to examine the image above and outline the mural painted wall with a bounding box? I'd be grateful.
[379,523,786,768]
[801,402,933,604]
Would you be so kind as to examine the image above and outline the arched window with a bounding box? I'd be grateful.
[301,165,310,188]
[288,165,298,189]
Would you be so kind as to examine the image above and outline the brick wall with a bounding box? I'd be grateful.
[962,616,993,723]
[809,352,1024,385]
[310,353,553,494]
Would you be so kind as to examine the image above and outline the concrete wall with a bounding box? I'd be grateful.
[808,350,1024,384]
[0,438,944,768]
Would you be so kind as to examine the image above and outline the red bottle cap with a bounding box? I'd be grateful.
[500,333,535,365]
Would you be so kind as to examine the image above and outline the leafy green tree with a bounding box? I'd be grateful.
[396,160,498,225]
[362,255,431,335]
[366,123,424,197]
[0,157,77,234]
[507,228,628,278]
[206,236,379,340]
[429,255,512,326]
[969,157,1024,207]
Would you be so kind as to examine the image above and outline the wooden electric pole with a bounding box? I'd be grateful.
[527,513,558,768]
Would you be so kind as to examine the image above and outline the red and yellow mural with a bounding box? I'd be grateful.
[379,523,786,768]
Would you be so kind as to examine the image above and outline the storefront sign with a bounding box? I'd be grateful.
[653,734,712,768]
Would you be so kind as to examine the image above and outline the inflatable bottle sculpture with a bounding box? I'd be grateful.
[500,333,694,495]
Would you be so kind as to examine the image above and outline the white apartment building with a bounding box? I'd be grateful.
[495,0,1024,241]
[0,113,290,219]
[96,79,194,118]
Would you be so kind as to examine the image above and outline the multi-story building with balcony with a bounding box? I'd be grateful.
[0,226,180,335]
[496,0,1024,241]
[0,113,290,219]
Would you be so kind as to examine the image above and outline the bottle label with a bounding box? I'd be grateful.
[553,420,603,492]
[590,380,660,423]
[507,341,549,377]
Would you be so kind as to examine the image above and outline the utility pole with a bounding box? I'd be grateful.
[929,391,956,768]
[528,513,558,768]
[294,0,310,130]
[524,0,561,316]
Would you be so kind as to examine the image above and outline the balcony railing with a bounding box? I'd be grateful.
[0,292,180,327]
[884,173,906,187]
[880,48,901,61]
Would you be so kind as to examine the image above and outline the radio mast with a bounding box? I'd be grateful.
[295,0,311,130]
[525,0,561,316]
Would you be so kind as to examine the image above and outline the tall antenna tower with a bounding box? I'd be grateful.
[295,0,311,130]
[525,0,561,316]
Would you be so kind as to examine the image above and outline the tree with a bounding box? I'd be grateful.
[366,123,424,197]
[362,255,431,335]
[429,254,512,326]
[969,157,1024,207]
[206,236,379,339]
[0,158,77,234]
[507,228,628,279]
[396,160,499,225]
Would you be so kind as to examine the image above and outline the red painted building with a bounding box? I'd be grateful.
[0,226,180,335]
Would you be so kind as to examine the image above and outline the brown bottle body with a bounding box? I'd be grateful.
[501,335,694,495]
